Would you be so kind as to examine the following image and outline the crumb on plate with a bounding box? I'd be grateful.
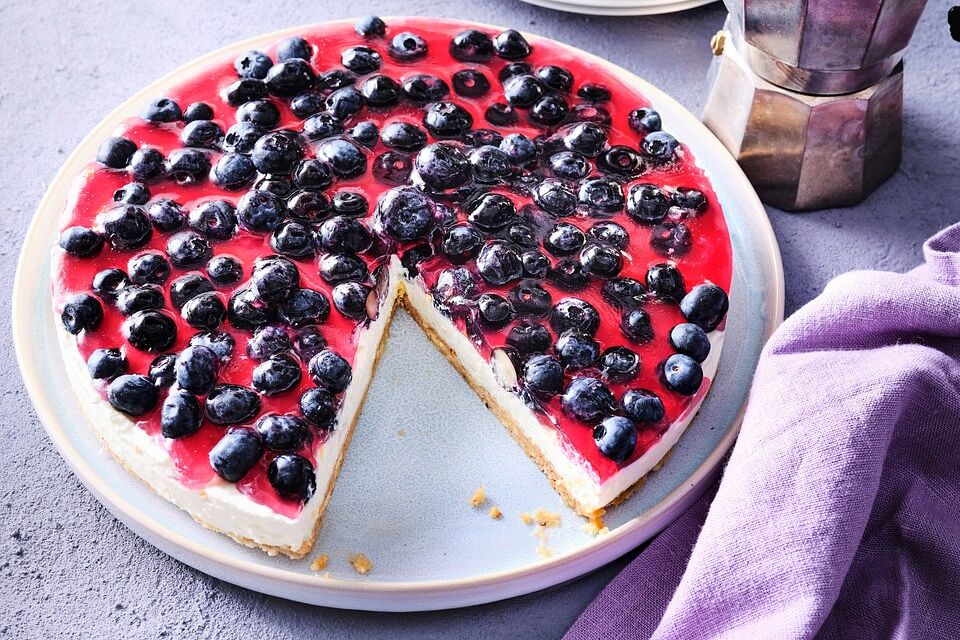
[489,506,503,520]
[349,553,373,575]
[469,486,486,508]
[310,554,329,571]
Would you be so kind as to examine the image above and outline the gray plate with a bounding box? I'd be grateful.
[12,19,783,611]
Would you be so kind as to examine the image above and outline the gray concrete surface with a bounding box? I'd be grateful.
[1,1,957,638]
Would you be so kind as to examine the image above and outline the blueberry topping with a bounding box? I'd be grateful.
[123,310,177,352]
[315,138,367,179]
[589,221,629,249]
[237,190,286,234]
[401,74,450,103]
[555,331,600,369]
[250,131,303,175]
[621,389,664,423]
[449,29,494,62]
[270,221,316,258]
[290,92,323,118]
[280,288,331,326]
[223,122,263,154]
[253,414,309,453]
[509,280,552,317]
[265,59,317,97]
[670,323,711,362]
[543,222,584,257]
[372,151,412,185]
[355,15,387,38]
[534,179,577,216]
[423,102,473,139]
[529,96,569,126]
[546,151,586,181]
[318,253,368,285]
[209,428,263,482]
[679,283,729,331]
[580,243,623,278]
[628,107,662,134]
[112,182,150,205]
[253,175,293,196]
[415,143,471,190]
[600,346,640,382]
[253,353,302,396]
[433,267,476,312]
[129,148,166,181]
[116,284,164,315]
[284,190,330,223]
[211,153,256,191]
[277,36,312,62]
[348,121,380,148]
[562,377,613,422]
[561,122,606,157]
[268,454,316,501]
[236,98,280,128]
[300,387,337,429]
[360,75,402,107]
[204,385,261,425]
[522,354,564,397]
[235,50,273,79]
[493,30,531,60]
[506,320,551,356]
[87,348,127,380]
[228,288,277,331]
[302,112,345,141]
[503,74,543,108]
[291,159,334,192]
[169,273,214,310]
[142,97,182,123]
[250,255,300,304]
[467,193,516,231]
[626,184,669,224]
[190,331,235,362]
[578,178,625,213]
[621,308,654,343]
[332,191,369,218]
[485,102,518,126]
[166,230,212,268]
[332,281,375,320]
[594,416,637,464]
[175,345,220,394]
[476,240,523,286]
[92,268,129,301]
[107,374,159,416]
[549,297,600,335]
[247,325,291,361]
[661,353,703,395]
[440,223,483,263]
[452,69,490,98]
[522,250,550,279]
[97,137,137,169]
[341,46,383,76]
[672,187,707,213]
[547,259,590,291]
[320,69,357,90]
[374,186,434,243]
[59,226,103,258]
[308,349,352,393]
[187,200,237,241]
[651,221,692,257]
[577,83,611,102]
[165,148,211,185]
[294,325,327,362]
[180,119,224,149]
[61,294,103,334]
[643,263,684,303]
[160,391,202,439]
[601,277,647,310]
[100,205,152,251]
[181,291,226,331]
[598,145,644,177]
[642,131,679,162]
[325,86,364,120]
[477,293,514,328]
[388,31,428,61]
[223,79,268,106]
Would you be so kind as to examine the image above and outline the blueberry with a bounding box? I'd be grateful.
[175,345,219,394]
[182,102,213,123]
[374,186,434,243]
[107,375,159,416]
[190,331,235,362]
[589,221,629,249]
[123,310,177,352]
[499,62,532,82]
[204,385,261,425]
[626,184,669,225]
[170,273,214,310]
[546,152,587,181]
[223,78,268,106]
[598,145,645,178]
[236,99,280,129]
[87,348,127,380]
[318,217,372,253]
[211,153,256,190]
[401,74,449,103]
[600,346,640,382]
[253,353,302,396]
[97,137,137,169]
[299,388,337,432]
[332,282,374,320]
[549,297,599,335]
[646,263,685,302]
[574,103,612,127]
[534,179,577,216]
[318,253,368,285]
[477,293,514,328]
[112,182,150,205]
[578,178,624,213]
[449,29,494,62]
[292,159,334,191]
[670,323,711,363]
[485,102,518,126]
[187,200,236,241]
[355,15,386,38]
[465,130,504,152]
[247,325,291,361]
[555,331,599,369]
[166,230,212,268]
[223,122,262,154]
[580,243,623,278]
[661,353,703,396]
[268,454,316,501]
[679,283,729,331]
[308,349,352,393]
[508,280,552,317]
[61,294,103,334]
[621,308,654,343]
[148,353,177,388]
[58,226,103,258]
[437,224,481,263]
[542,222,583,257]
[100,205,152,250]
[452,69,490,97]
[578,83,611,101]
[651,221,692,257]
[289,92,323,118]
[266,221,312,259]
[522,250,550,278]
[91,268,129,301]
[628,107,662,134]
[423,102,473,139]
[360,75,401,106]
[157,391,201,439]
[493,30,531,60]
[620,389,664,423]
[315,138,366,178]
[467,193,516,231]
[116,284,164,315]
[506,320,551,356]
[348,121,379,147]
[529,96,568,125]
[251,130,303,174]
[228,288,276,331]
[253,175,293,196]
[561,122,606,157]
[235,50,273,79]
[432,268,475,313]
[672,187,708,214]
[294,326,327,364]
[181,291,226,331]
[465,147,508,185]
[388,31,428,61]
[277,36,312,62]
[547,259,590,291]
[129,148,166,181]
[280,288,331,326]
[594,416,637,464]
[642,131,679,162]
[332,190,369,217]
[237,190,286,234]
[180,119,224,149]
[209,428,263,482]
[254,414,308,453]
[379,122,426,152]
[251,256,300,304]
[415,143,471,190]
[476,240,523,286]
[265,59,317,97]
[341,45,381,75]
[373,151,412,185]
[165,148,211,185]
[562,377,613,422]
[286,190,331,223]
[503,75,542,109]
[142,97,181,123]
[324,87,364,120]
[319,69,357,90]
[522,354,563,397]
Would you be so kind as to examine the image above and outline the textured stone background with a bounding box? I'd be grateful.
[1,1,957,638]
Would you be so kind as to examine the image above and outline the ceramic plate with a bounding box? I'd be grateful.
[517,0,715,17]
[13,19,782,612]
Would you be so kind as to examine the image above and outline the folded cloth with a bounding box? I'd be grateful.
[566,224,960,640]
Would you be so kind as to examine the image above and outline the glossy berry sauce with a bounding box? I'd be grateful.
[53,17,732,518]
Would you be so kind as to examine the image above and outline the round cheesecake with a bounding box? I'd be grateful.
[51,17,732,558]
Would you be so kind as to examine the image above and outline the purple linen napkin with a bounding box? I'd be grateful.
[566,224,960,639]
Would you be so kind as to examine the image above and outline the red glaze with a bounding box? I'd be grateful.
[53,18,732,518]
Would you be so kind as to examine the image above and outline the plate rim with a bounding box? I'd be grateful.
[12,17,784,610]
[516,0,716,16]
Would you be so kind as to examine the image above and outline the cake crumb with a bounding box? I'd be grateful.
[397,429,406,437]
[583,514,609,537]
[536,544,553,559]
[520,512,533,525]
[310,554,329,571]
[533,525,553,558]
[532,508,561,528]
[488,506,503,520]
[469,486,486,508]
[349,553,373,575]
